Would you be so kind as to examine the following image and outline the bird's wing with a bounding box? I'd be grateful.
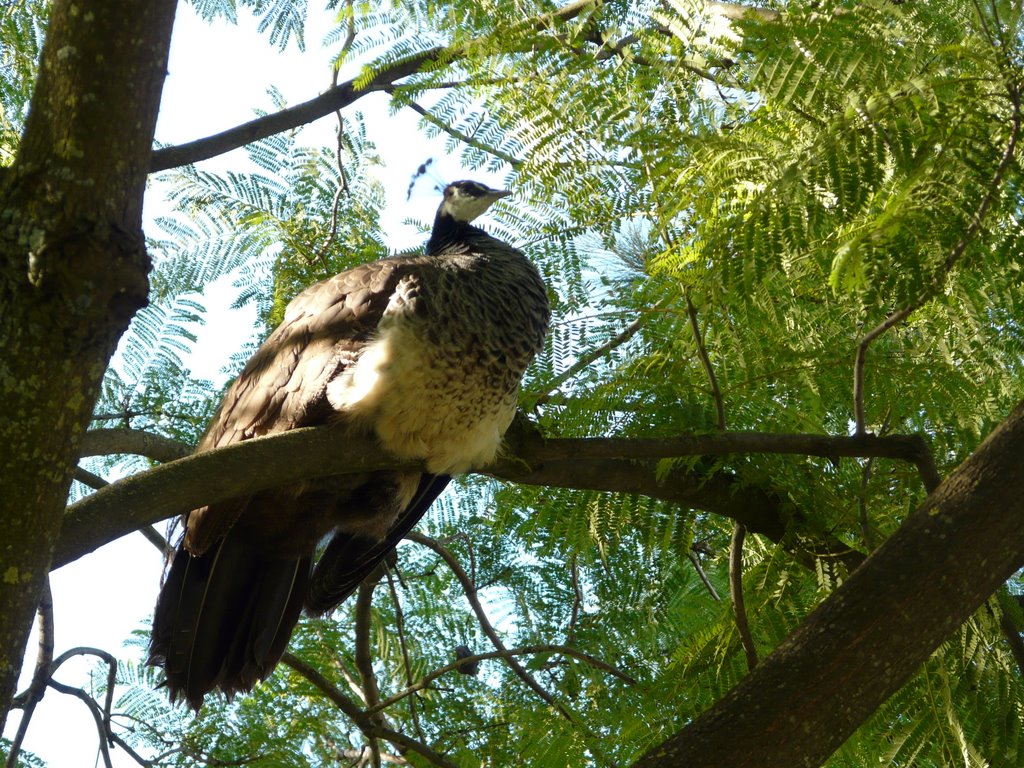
[305,473,452,613]
[184,255,430,554]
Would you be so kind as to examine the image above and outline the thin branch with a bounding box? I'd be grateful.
[45,681,114,768]
[385,568,424,742]
[364,644,637,718]
[73,466,108,490]
[365,725,460,768]
[336,748,407,766]
[688,551,721,601]
[853,80,1021,436]
[5,580,53,768]
[686,293,725,430]
[729,524,758,671]
[406,533,576,722]
[281,652,368,724]
[533,313,649,407]
[284,654,460,768]
[386,88,524,169]
[149,0,607,171]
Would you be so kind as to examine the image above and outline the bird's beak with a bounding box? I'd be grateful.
[486,189,512,202]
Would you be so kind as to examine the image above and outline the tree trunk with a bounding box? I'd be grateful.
[0,0,177,730]
[634,400,1024,767]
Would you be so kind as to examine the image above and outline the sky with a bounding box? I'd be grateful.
[5,4,510,766]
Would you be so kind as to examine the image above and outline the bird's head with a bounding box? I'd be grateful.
[437,180,511,224]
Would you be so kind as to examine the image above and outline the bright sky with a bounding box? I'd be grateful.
[6,4,510,765]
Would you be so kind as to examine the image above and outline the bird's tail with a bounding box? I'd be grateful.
[306,474,451,613]
[148,530,310,710]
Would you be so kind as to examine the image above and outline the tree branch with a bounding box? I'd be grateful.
[635,398,1024,767]
[533,312,649,407]
[282,652,459,768]
[79,428,190,463]
[149,0,608,172]
[364,644,637,718]
[4,580,52,768]
[686,294,726,430]
[729,524,758,671]
[52,423,930,571]
[353,581,384,767]
[407,533,576,722]
[853,79,1021,436]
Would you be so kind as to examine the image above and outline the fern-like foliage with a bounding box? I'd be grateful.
[75,0,1024,766]
[0,0,46,163]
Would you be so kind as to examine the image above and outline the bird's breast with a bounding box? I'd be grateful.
[324,320,519,474]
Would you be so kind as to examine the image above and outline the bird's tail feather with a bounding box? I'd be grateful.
[306,474,451,613]
[148,531,310,710]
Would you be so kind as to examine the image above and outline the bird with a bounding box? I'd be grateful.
[148,180,550,710]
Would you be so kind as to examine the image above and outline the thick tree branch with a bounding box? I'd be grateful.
[53,424,934,571]
[635,398,1024,767]
[0,0,176,730]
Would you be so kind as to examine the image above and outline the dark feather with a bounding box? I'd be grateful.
[306,474,451,613]
[149,532,310,710]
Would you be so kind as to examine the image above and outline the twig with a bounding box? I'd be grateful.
[687,551,721,601]
[853,78,1021,435]
[533,312,651,407]
[386,88,524,169]
[566,556,584,644]
[5,580,53,768]
[407,532,576,722]
[307,114,350,275]
[729,524,758,671]
[364,644,637,718]
[385,568,424,742]
[686,293,726,430]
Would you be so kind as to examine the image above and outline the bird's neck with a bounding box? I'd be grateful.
[426,211,483,255]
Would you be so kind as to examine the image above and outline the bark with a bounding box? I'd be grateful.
[50,425,885,571]
[634,400,1024,768]
[0,0,176,730]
